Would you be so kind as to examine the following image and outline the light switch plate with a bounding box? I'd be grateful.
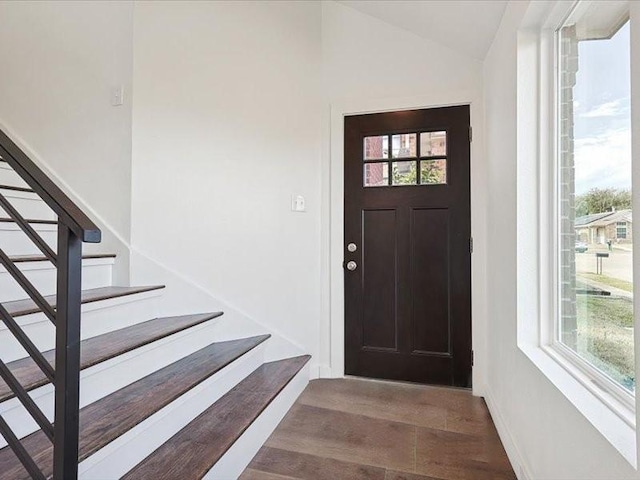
[111,85,124,106]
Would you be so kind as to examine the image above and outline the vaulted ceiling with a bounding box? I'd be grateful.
[337,1,508,60]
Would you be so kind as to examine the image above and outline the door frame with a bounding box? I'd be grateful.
[326,90,487,396]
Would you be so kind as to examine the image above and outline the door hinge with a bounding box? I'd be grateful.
[469,126,473,143]
[470,237,474,254]
[471,350,474,366]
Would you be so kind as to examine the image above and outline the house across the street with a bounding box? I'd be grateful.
[575,209,632,245]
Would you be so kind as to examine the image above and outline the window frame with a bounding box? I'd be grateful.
[618,222,628,239]
[547,6,635,413]
[361,131,448,188]
[516,0,638,466]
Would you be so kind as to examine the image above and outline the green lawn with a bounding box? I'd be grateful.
[579,273,633,293]
[573,296,634,390]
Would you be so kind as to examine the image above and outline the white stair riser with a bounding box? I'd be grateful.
[0,291,162,363]
[204,363,309,479]
[0,191,55,221]
[0,259,113,303]
[0,224,57,256]
[0,165,31,190]
[79,342,267,479]
[0,317,227,445]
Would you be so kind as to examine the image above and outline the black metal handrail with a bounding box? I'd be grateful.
[0,127,101,479]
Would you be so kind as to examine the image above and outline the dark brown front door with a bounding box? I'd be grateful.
[344,106,471,387]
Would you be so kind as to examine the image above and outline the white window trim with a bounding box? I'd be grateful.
[549,3,634,415]
[517,0,638,467]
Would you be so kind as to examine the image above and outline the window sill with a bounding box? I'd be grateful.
[519,342,637,468]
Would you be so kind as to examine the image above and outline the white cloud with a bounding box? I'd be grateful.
[580,99,626,118]
[574,127,631,195]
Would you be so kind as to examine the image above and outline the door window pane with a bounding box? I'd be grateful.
[420,131,446,156]
[392,161,417,186]
[392,133,417,158]
[558,8,633,392]
[420,160,447,185]
[364,162,389,187]
[364,136,389,160]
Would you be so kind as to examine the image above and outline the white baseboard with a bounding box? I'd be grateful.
[483,387,533,480]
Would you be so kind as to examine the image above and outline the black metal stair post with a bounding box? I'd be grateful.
[53,225,83,480]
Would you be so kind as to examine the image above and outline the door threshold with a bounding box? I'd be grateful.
[343,374,472,392]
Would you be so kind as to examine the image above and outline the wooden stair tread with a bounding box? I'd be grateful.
[2,285,165,318]
[0,218,56,225]
[0,312,224,403]
[123,355,311,480]
[7,253,115,263]
[0,185,34,193]
[0,335,271,480]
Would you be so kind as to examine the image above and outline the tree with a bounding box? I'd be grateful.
[420,160,446,184]
[391,161,446,185]
[575,188,631,217]
[392,162,417,185]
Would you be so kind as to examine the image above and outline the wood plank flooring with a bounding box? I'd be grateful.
[242,378,515,480]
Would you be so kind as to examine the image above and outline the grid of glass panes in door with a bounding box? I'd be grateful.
[363,132,447,187]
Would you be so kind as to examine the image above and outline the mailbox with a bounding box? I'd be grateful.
[596,252,609,274]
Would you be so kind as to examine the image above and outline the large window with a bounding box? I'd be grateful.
[557,4,633,395]
[617,222,628,239]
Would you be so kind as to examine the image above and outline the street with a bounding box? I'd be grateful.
[576,246,633,282]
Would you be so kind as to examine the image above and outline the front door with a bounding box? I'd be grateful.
[344,106,472,387]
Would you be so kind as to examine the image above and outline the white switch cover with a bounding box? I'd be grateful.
[111,86,124,106]
[291,194,306,212]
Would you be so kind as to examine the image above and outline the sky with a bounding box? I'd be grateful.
[573,21,631,196]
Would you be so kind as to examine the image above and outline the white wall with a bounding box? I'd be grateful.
[131,1,323,364]
[0,1,134,280]
[320,1,487,384]
[484,2,640,478]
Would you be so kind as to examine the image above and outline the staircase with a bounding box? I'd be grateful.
[0,129,311,479]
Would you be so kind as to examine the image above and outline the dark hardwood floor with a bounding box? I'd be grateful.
[242,378,516,480]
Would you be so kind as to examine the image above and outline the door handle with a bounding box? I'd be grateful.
[346,261,357,271]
